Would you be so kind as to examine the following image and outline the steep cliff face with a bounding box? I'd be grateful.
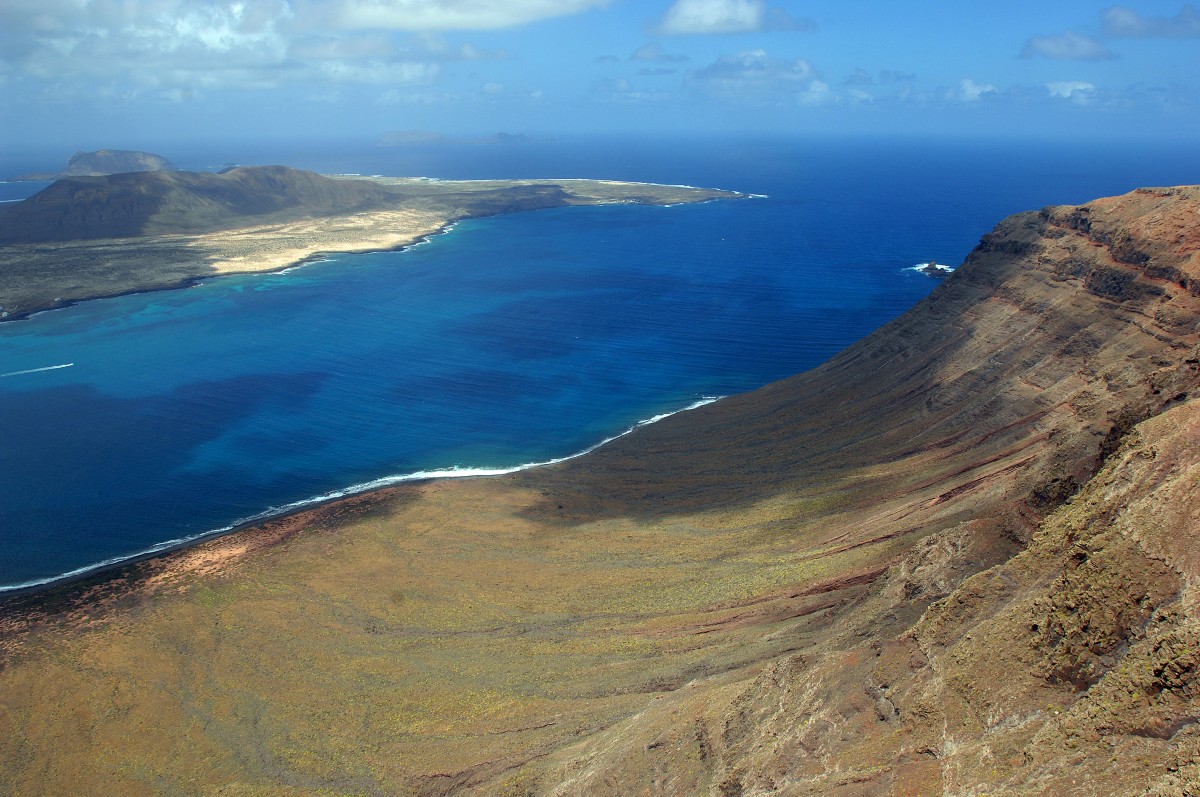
[502,187,1200,795]
[0,187,1197,797]
[522,400,1200,797]
[522,187,1200,524]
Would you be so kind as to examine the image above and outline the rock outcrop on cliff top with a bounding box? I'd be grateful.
[0,186,1198,796]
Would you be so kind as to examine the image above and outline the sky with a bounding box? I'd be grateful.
[1,0,1199,150]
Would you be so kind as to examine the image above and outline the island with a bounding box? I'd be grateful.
[0,165,738,320]
[5,149,178,182]
[1,185,1198,796]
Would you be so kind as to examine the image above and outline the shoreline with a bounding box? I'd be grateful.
[0,397,721,599]
[0,175,742,600]
[0,175,741,324]
[0,216,464,325]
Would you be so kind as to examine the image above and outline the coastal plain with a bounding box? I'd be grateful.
[2,183,1200,795]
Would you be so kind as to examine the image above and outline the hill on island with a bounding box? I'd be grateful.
[0,165,591,244]
[6,149,177,182]
[0,166,406,242]
[1,185,1198,795]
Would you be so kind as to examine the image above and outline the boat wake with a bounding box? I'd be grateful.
[0,363,74,378]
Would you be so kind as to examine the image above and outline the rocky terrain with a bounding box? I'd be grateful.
[0,186,1197,796]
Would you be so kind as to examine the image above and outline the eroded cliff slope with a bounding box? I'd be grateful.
[503,185,1200,796]
[0,186,1197,796]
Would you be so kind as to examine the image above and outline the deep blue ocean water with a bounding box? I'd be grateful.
[2,135,1198,588]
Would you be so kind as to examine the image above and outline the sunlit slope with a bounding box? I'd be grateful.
[1,186,1198,796]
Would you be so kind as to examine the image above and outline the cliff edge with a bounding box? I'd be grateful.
[0,186,1197,796]
[510,184,1200,795]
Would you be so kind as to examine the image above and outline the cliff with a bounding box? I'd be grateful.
[0,186,1197,796]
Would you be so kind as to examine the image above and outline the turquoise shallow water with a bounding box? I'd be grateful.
[2,135,1198,588]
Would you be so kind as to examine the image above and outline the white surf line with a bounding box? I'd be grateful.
[0,362,74,378]
[0,395,724,593]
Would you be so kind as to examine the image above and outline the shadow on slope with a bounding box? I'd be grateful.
[520,187,1200,529]
[0,187,1197,797]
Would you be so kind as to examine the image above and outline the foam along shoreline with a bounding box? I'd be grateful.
[909,261,955,276]
[272,221,461,276]
[0,396,723,596]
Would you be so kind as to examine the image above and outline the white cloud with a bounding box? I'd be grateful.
[407,33,509,61]
[691,49,828,102]
[840,70,919,103]
[0,0,525,98]
[1101,4,1200,37]
[1047,80,1097,103]
[591,76,671,103]
[657,0,814,35]
[326,0,609,31]
[1020,30,1116,60]
[375,87,458,104]
[318,59,438,85]
[955,78,996,102]
[1,0,293,87]
[798,80,832,105]
[290,33,395,61]
[457,42,508,60]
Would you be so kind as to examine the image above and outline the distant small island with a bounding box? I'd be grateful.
[6,149,177,182]
[0,165,740,321]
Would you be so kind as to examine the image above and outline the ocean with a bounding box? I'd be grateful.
[2,134,1198,589]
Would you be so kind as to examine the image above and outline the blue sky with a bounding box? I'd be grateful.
[2,0,1199,148]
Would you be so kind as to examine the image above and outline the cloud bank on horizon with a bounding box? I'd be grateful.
[1,0,1198,146]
